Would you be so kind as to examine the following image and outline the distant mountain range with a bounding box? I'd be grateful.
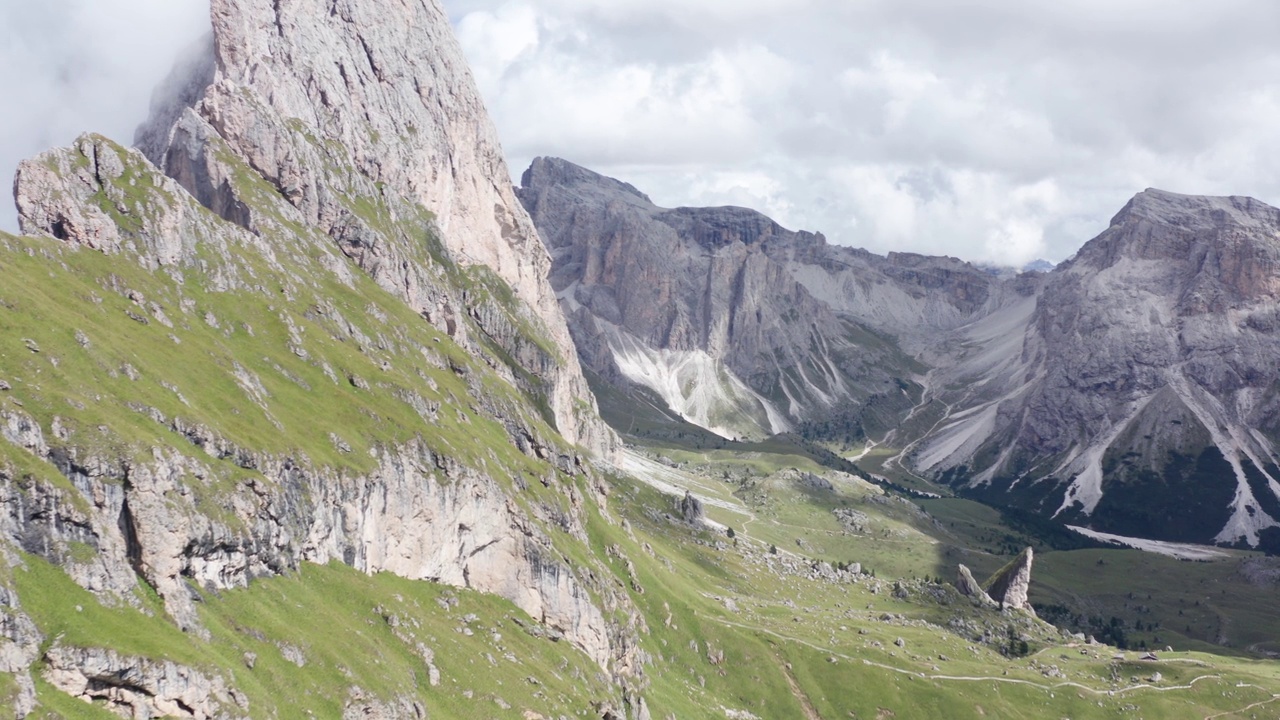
[521,158,1280,552]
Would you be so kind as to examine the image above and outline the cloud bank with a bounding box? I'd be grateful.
[446,0,1280,265]
[3,0,1275,267]
[0,0,210,232]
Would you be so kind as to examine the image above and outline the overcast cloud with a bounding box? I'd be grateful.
[2,2,1277,266]
[446,0,1280,265]
[0,0,209,232]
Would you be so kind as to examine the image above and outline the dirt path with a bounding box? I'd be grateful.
[703,611,1225,698]
[1203,691,1280,719]
[778,660,824,720]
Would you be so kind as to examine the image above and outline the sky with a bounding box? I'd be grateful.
[1,1,1278,266]
[445,0,1280,265]
[0,0,210,233]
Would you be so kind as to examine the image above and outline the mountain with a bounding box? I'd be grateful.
[6,1,1280,717]
[1,0,639,714]
[517,157,1028,443]
[520,161,1280,553]
[130,0,615,459]
[917,189,1280,551]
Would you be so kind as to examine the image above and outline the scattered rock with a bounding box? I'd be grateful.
[276,642,307,667]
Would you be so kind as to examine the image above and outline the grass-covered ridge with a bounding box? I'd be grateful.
[1,131,632,714]
[14,459,1280,719]
[4,136,1280,719]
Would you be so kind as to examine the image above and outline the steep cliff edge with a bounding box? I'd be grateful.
[131,0,615,459]
[2,0,639,714]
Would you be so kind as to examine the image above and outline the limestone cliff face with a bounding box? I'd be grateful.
[132,0,615,458]
[518,158,1004,441]
[2,402,612,667]
[913,190,1280,550]
[43,645,246,719]
[4,0,636,705]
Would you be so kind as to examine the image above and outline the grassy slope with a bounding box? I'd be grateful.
[616,473,1280,720]
[0,207,616,715]
[18,554,617,718]
[17,467,1280,719]
[2,139,1278,717]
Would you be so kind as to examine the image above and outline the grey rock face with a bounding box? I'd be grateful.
[916,189,1280,550]
[43,645,245,719]
[128,0,615,459]
[954,564,997,608]
[983,548,1034,612]
[0,404,617,668]
[518,158,1005,441]
[0,584,40,718]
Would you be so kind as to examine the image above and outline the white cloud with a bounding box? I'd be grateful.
[0,0,210,232]
[449,0,1280,265]
[5,0,1278,267]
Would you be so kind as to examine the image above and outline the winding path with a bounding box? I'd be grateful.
[701,607,1269,707]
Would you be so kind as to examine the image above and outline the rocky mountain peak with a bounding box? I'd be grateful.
[122,0,617,456]
[1112,188,1280,232]
[1070,188,1280,276]
[1061,189,1280,309]
[520,157,652,205]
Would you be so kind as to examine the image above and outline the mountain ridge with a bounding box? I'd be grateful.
[4,1,1280,717]
[521,157,1280,552]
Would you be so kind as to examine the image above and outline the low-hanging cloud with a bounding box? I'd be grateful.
[4,1,1276,266]
[0,0,210,232]
[446,0,1280,266]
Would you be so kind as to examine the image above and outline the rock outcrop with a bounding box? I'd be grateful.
[983,548,1034,612]
[954,564,997,608]
[43,645,245,719]
[679,491,705,525]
